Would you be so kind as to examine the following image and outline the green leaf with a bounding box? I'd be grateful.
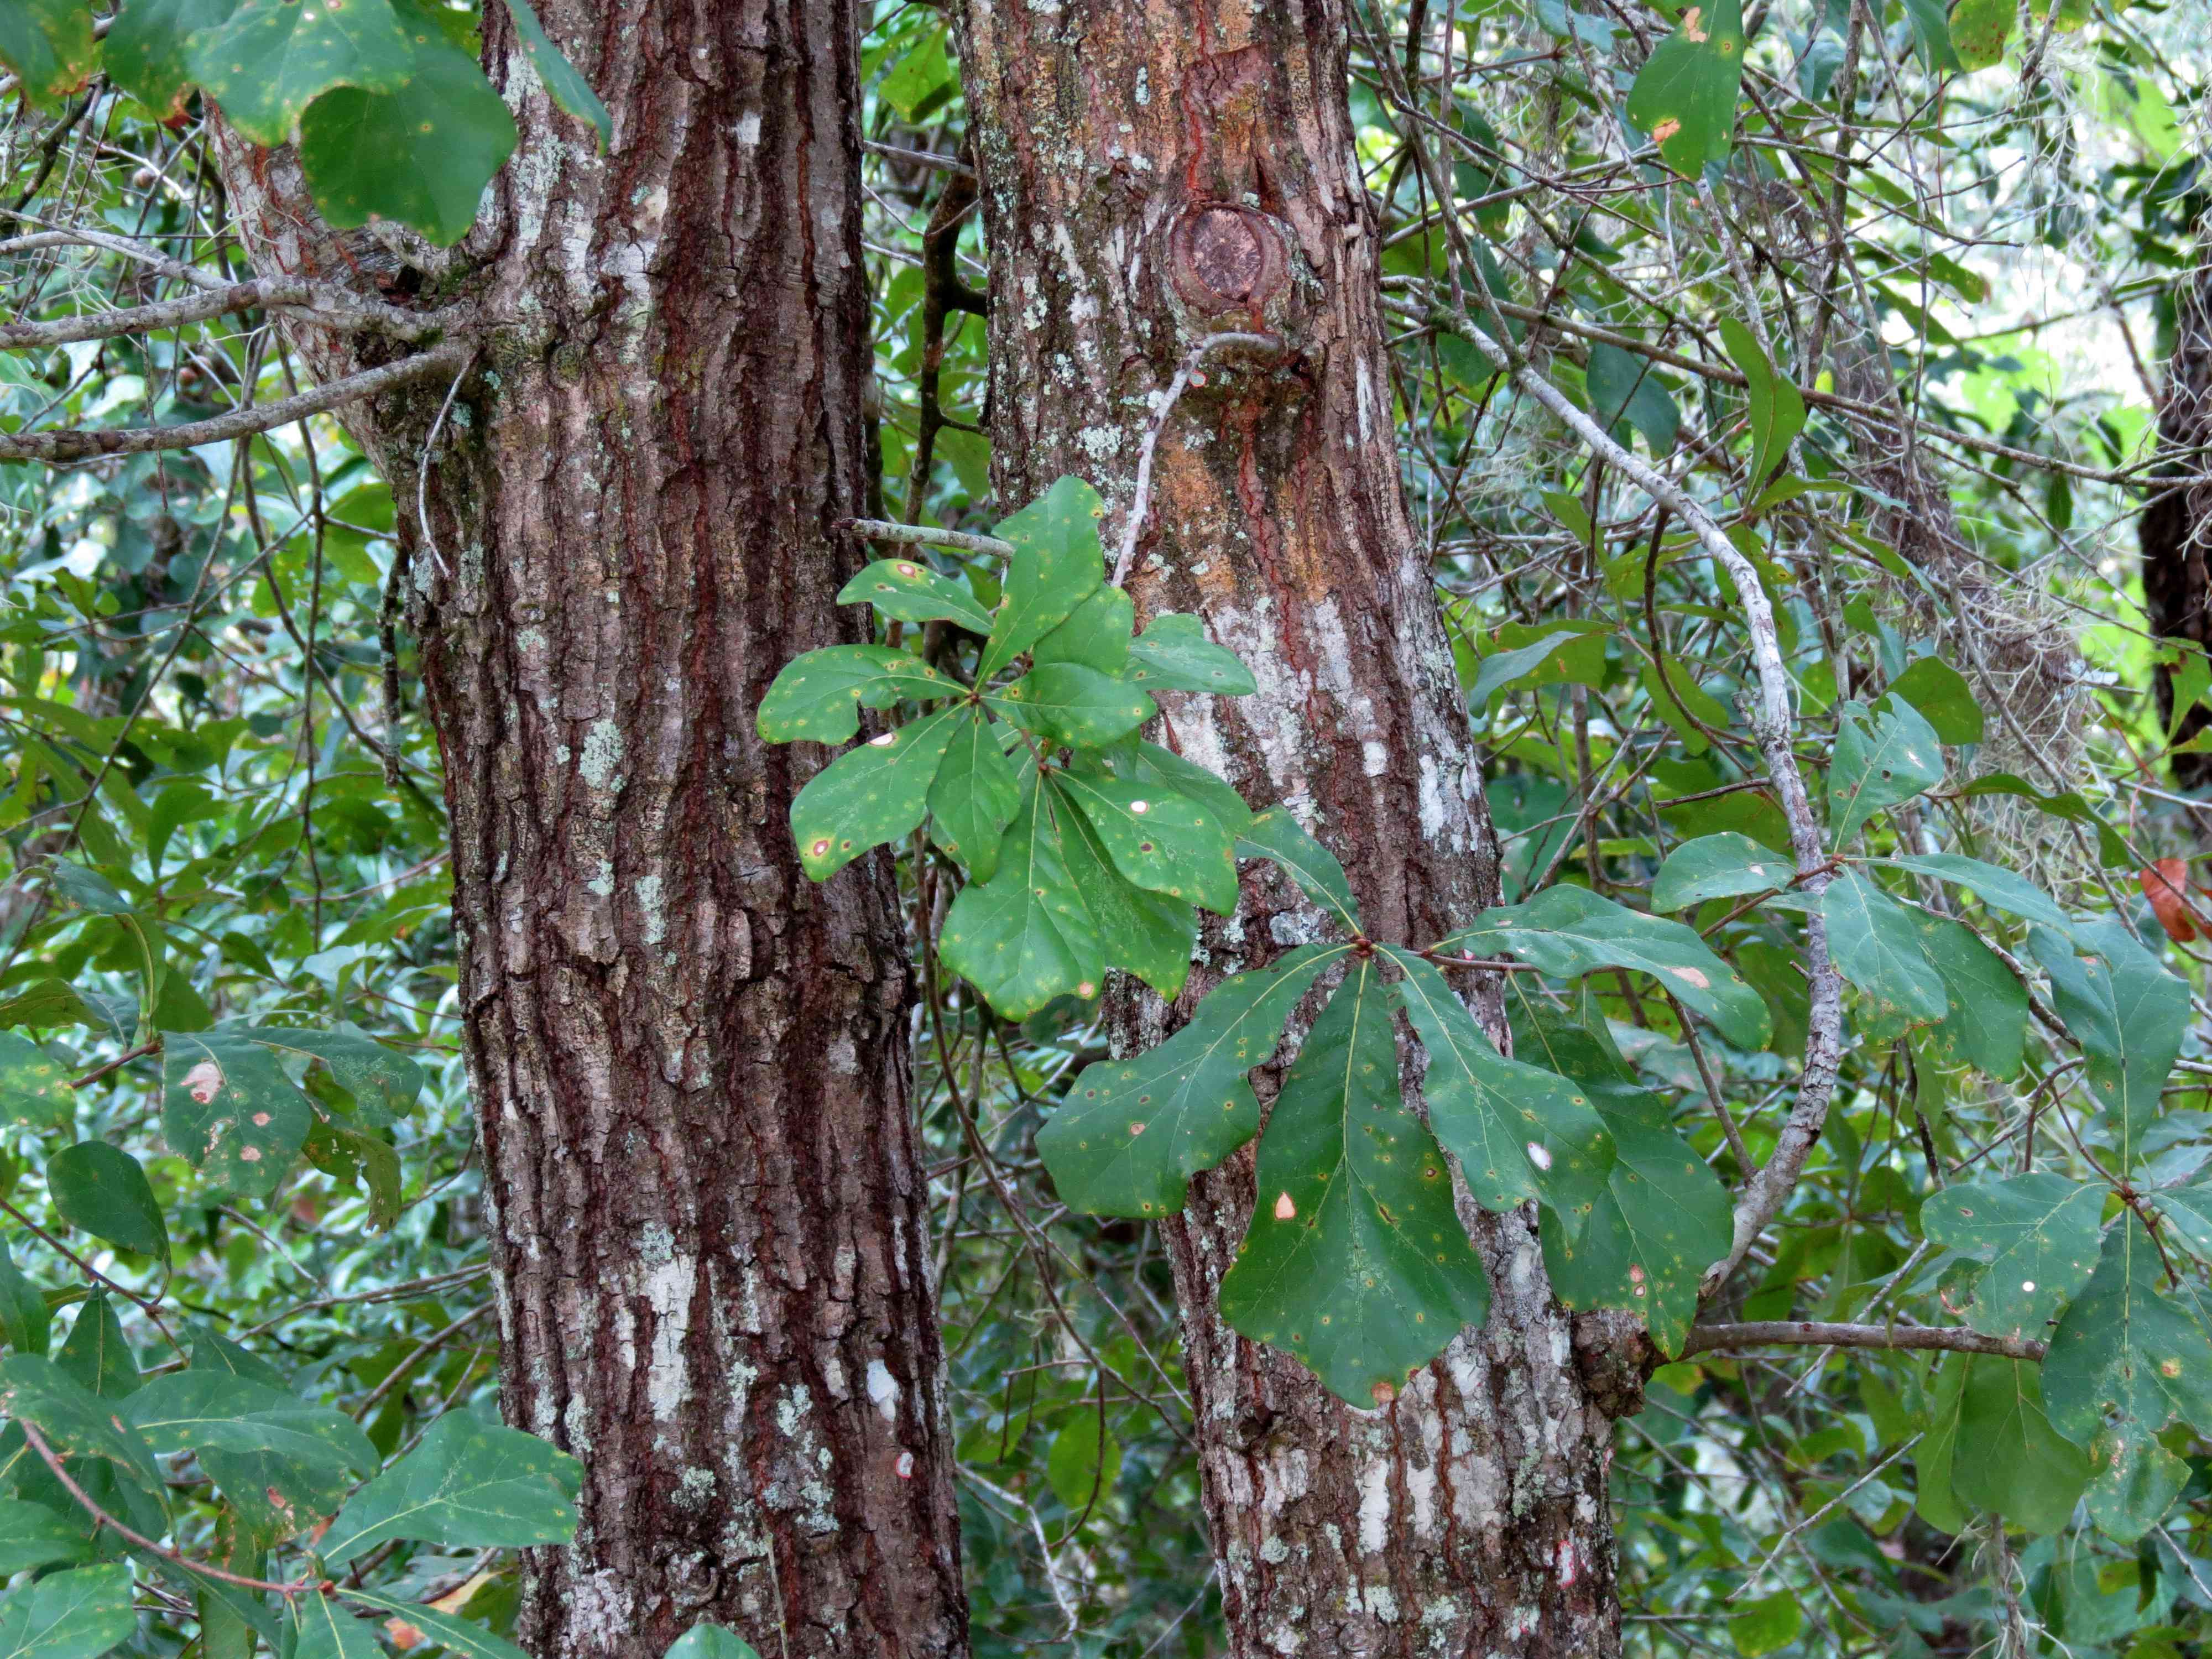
[927,707,1022,882]
[1730,1593,1803,1657]
[1041,944,1344,1217]
[1901,0,1963,71]
[790,706,962,881]
[1624,0,1747,174]
[0,980,98,1032]
[0,0,96,109]
[1586,341,1680,453]
[243,1025,423,1130]
[663,1628,763,1659]
[189,1323,288,1391]
[296,14,521,246]
[1466,632,1579,714]
[318,1412,581,1561]
[106,0,238,114]
[1948,0,2012,67]
[988,664,1154,748]
[1044,1413,1121,1513]
[161,1031,314,1201]
[1058,768,1236,915]
[1950,1354,2091,1532]
[340,1588,532,1659]
[1385,947,1613,1214]
[758,646,957,744]
[1049,781,1198,1000]
[0,1355,164,1493]
[978,477,1105,680]
[1442,885,1771,1050]
[2081,1414,2189,1543]
[1914,1351,1968,1534]
[2154,1184,2212,1265]
[1235,808,1361,935]
[1881,853,2070,930]
[46,864,133,917]
[1115,740,1253,837]
[1715,322,1806,491]
[938,774,1104,1019]
[2029,920,2188,1167]
[1822,871,1948,1024]
[1032,585,1134,676]
[291,1592,386,1659]
[1650,832,1793,912]
[55,1294,137,1400]
[0,1500,91,1576]
[1828,700,1945,842]
[1885,657,1984,744]
[0,1563,135,1659]
[127,1372,375,1480]
[1218,961,1491,1406]
[187,0,415,144]
[1919,1173,2104,1339]
[1124,613,1256,695]
[0,1034,69,1130]
[1911,912,2027,1079]
[498,0,612,145]
[0,1245,46,1359]
[2044,1215,2212,1454]
[837,559,994,636]
[1530,1026,1731,1354]
[44,1142,166,1260]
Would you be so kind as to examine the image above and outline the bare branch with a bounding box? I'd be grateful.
[0,276,465,349]
[1114,331,1282,586]
[0,337,474,463]
[1682,1320,2046,1362]
[841,518,1015,559]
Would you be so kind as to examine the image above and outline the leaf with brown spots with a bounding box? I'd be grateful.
[160,1032,312,1202]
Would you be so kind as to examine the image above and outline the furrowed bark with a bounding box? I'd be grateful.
[208,4,969,1655]
[2146,252,2212,789]
[953,4,1625,1652]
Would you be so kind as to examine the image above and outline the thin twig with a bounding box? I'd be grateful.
[1113,332,1281,586]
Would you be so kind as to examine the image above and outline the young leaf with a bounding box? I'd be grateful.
[44,1141,167,1260]
[1124,613,1258,695]
[0,1563,135,1659]
[837,559,994,637]
[1919,1173,2104,1339]
[1218,961,1491,1406]
[938,775,1105,1018]
[1822,871,1948,1025]
[297,16,521,246]
[1040,943,1347,1217]
[2029,920,2189,1167]
[497,0,613,147]
[2044,1214,2212,1458]
[1058,768,1237,914]
[1032,586,1135,676]
[106,0,238,116]
[1650,832,1792,912]
[161,1031,314,1202]
[757,646,957,744]
[1441,885,1771,1050]
[0,1034,69,1130]
[927,707,1022,882]
[1624,0,1747,175]
[1386,948,1613,1215]
[1950,1355,2091,1533]
[987,663,1154,748]
[1050,780,1199,999]
[1828,700,1945,842]
[1236,808,1361,935]
[1528,1024,1731,1354]
[978,477,1105,680]
[187,0,415,145]
[789,706,962,881]
[317,1412,582,1561]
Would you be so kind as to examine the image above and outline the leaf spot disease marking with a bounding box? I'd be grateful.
[1274,1192,1297,1220]
[1669,966,1710,988]
[1652,117,1682,142]
[1130,800,1150,814]
[1527,1141,1553,1170]
[185,1061,225,1104]
[869,733,896,747]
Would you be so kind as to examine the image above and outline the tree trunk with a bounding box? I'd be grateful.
[209,5,969,1655]
[952,4,1629,1652]
[2146,253,2212,790]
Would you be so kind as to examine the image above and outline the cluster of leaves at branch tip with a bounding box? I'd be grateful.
[0,0,613,246]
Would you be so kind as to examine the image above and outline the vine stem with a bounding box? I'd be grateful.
[1679,1321,2046,1361]
[1111,332,1282,587]
[15,1421,317,1597]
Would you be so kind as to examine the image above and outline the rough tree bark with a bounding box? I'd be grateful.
[953,4,1630,1653]
[207,5,969,1655]
[2146,253,2212,789]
